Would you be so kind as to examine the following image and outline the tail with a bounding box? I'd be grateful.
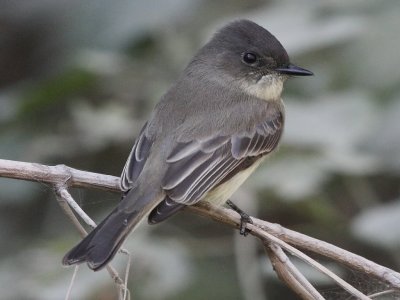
[62,206,146,271]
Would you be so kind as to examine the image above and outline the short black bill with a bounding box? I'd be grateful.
[276,64,313,76]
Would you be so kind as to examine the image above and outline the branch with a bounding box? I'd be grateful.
[55,187,123,278]
[264,242,324,299]
[188,203,400,290]
[190,202,371,299]
[0,159,119,191]
[0,159,126,298]
[1,158,400,298]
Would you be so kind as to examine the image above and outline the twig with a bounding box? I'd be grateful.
[119,248,131,300]
[1,158,400,296]
[253,224,370,299]
[254,219,400,289]
[54,184,128,297]
[369,289,396,298]
[265,242,324,300]
[56,187,88,236]
[188,202,400,290]
[65,265,79,300]
[55,185,97,229]
[0,159,119,191]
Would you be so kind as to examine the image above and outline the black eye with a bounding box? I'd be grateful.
[242,52,257,64]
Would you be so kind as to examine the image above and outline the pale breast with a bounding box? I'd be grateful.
[201,158,264,206]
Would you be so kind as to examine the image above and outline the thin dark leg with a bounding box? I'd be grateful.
[226,200,253,236]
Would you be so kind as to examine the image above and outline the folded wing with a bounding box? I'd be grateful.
[148,111,283,223]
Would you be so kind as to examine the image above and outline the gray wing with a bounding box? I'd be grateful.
[161,111,284,205]
[122,112,283,224]
[120,122,153,192]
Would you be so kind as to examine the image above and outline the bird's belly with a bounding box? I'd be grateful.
[202,159,263,206]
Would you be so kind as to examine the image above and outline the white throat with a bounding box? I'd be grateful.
[243,75,284,101]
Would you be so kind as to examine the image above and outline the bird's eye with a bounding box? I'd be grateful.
[242,52,258,65]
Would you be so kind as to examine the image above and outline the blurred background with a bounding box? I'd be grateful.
[1,0,400,299]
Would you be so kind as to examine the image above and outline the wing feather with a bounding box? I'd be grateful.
[162,111,283,205]
[163,151,214,190]
[120,122,153,192]
[186,157,241,204]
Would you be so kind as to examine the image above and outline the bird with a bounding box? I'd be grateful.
[63,19,313,271]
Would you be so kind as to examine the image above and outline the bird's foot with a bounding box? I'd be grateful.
[226,200,253,236]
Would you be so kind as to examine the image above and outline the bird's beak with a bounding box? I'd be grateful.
[276,64,313,76]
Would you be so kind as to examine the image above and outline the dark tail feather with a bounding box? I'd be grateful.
[148,197,185,224]
[62,207,141,271]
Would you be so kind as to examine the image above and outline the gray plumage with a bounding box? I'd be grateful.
[63,19,312,271]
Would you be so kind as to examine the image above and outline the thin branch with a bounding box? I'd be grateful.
[188,202,400,290]
[55,185,97,229]
[193,202,370,299]
[54,184,128,297]
[253,223,370,299]
[254,220,400,289]
[369,289,397,298]
[65,265,79,300]
[56,187,88,236]
[265,242,324,300]
[1,158,400,296]
[0,159,119,191]
[120,250,131,300]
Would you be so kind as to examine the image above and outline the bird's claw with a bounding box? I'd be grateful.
[239,212,253,236]
[226,200,253,236]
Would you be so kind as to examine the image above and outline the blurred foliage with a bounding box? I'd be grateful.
[18,68,97,118]
[1,0,400,299]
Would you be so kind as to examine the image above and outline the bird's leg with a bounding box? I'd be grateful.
[226,200,253,236]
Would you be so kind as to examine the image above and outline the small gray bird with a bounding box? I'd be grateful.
[63,19,313,271]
